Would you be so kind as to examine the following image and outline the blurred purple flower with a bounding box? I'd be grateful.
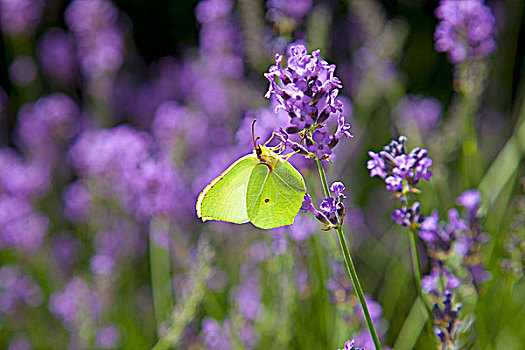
[48,277,101,326]
[8,335,32,350]
[65,0,125,78]
[235,276,261,321]
[90,254,116,276]
[434,0,496,64]
[0,194,49,251]
[52,234,78,275]
[8,56,37,86]
[0,265,43,314]
[201,317,232,350]
[16,93,79,166]
[266,0,312,23]
[37,27,78,87]
[395,95,442,131]
[455,189,481,217]
[62,180,91,222]
[0,0,45,36]
[0,149,51,198]
[96,325,120,349]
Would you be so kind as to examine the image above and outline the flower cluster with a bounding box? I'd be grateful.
[301,182,346,227]
[418,190,490,346]
[368,136,433,227]
[337,339,364,350]
[434,0,496,64]
[395,94,442,131]
[432,291,463,349]
[265,44,352,160]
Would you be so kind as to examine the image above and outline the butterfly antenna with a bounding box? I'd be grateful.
[263,132,276,146]
[251,119,260,149]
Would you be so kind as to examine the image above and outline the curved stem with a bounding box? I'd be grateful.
[316,159,382,350]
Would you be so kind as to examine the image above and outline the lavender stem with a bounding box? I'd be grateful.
[316,158,382,350]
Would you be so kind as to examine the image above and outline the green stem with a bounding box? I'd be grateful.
[408,228,433,328]
[315,158,382,350]
[149,217,174,334]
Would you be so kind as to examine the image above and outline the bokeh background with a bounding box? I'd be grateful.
[1,0,524,349]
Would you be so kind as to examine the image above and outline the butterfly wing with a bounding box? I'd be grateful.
[196,154,259,224]
[246,160,306,229]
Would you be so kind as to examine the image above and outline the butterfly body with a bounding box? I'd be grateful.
[196,145,306,229]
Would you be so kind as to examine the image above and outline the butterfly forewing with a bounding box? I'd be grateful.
[246,160,306,229]
[196,155,259,224]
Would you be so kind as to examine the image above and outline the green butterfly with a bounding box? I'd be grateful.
[196,125,306,229]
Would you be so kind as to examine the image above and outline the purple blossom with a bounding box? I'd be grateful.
[65,0,125,78]
[16,93,79,166]
[0,149,50,199]
[368,137,433,192]
[95,325,120,349]
[201,317,232,350]
[8,335,32,350]
[235,276,261,321]
[338,339,364,350]
[266,0,312,23]
[0,194,48,252]
[37,27,78,87]
[308,130,333,159]
[421,267,461,294]
[391,202,423,227]
[434,0,497,64]
[48,277,101,326]
[9,56,37,86]
[62,180,91,222]
[395,95,442,131]
[0,0,45,36]
[0,265,43,314]
[455,189,481,216]
[330,181,346,199]
[320,197,338,216]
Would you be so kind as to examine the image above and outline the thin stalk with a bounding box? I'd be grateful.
[316,158,382,350]
[408,228,434,331]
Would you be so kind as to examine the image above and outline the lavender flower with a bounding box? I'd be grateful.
[201,317,232,350]
[434,0,497,64]
[65,0,125,78]
[368,136,433,192]
[0,265,43,314]
[48,277,101,326]
[432,292,462,348]
[337,339,364,350]
[395,95,442,131]
[0,0,45,36]
[8,56,37,86]
[0,194,49,252]
[37,28,78,87]
[95,325,120,349]
[265,44,352,160]
[16,93,79,166]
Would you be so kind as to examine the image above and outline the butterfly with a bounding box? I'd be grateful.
[196,121,306,229]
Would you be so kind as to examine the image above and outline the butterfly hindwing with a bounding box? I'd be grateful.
[196,155,259,224]
[246,160,306,229]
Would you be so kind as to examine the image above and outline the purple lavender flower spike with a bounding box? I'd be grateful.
[434,0,497,64]
[264,44,351,157]
[455,189,481,216]
[0,0,45,36]
[395,95,442,131]
[368,137,433,193]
